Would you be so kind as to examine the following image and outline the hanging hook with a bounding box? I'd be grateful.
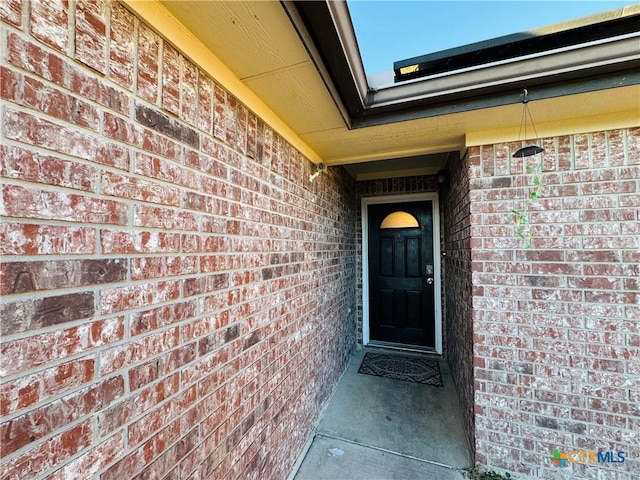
[513,88,544,157]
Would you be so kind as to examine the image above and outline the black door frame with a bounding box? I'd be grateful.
[362,193,442,354]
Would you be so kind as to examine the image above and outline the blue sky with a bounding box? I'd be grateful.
[348,1,638,73]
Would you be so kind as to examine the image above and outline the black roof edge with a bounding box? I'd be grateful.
[393,11,640,82]
[290,1,364,121]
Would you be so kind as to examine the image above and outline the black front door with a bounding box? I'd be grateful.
[367,201,435,348]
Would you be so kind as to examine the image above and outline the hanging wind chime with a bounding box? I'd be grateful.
[511,89,544,248]
[513,89,544,158]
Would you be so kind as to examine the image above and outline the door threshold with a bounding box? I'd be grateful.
[366,341,440,356]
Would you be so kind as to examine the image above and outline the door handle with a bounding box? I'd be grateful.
[425,264,434,285]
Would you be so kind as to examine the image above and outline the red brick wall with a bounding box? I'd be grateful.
[442,151,476,457]
[470,130,640,478]
[1,1,357,479]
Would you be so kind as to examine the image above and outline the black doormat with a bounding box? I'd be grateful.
[358,352,443,386]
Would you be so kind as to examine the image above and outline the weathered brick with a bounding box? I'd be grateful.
[567,276,621,290]
[104,420,180,480]
[0,375,123,456]
[9,4,638,480]
[10,37,124,111]
[0,292,95,336]
[129,360,159,391]
[223,102,242,163]
[130,431,184,480]
[141,128,182,160]
[159,343,198,377]
[579,207,636,223]
[183,314,230,349]
[467,129,640,477]
[162,43,181,116]
[4,109,129,170]
[128,399,182,448]
[197,72,214,134]
[46,432,125,480]
[70,66,130,114]
[135,104,199,148]
[174,427,200,472]
[213,83,227,142]
[101,171,180,207]
[0,0,22,26]
[100,281,181,315]
[135,152,199,189]
[0,421,93,480]
[1,317,124,377]
[1,184,128,224]
[7,32,66,85]
[130,301,197,337]
[101,230,181,254]
[103,111,141,145]
[0,258,127,295]
[181,233,203,253]
[75,0,108,73]
[583,180,637,195]
[30,0,69,53]
[0,223,96,256]
[628,127,640,164]
[0,65,19,101]
[131,256,198,280]
[109,1,136,89]
[180,348,229,387]
[198,139,231,178]
[181,57,198,126]
[236,104,248,155]
[0,359,95,417]
[189,193,230,216]
[1,67,99,130]
[0,144,98,192]
[101,331,181,382]
[133,204,199,231]
[137,22,160,103]
[97,373,180,439]
[247,111,257,159]
[202,174,239,200]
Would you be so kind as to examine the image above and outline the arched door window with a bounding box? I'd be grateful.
[379,211,419,229]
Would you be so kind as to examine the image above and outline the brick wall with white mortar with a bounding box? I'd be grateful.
[442,150,476,459]
[469,131,640,479]
[0,1,357,479]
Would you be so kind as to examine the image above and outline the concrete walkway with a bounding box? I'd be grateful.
[290,348,472,480]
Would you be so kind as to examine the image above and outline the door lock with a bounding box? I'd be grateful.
[425,264,434,285]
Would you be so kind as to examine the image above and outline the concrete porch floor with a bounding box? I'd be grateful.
[290,348,473,480]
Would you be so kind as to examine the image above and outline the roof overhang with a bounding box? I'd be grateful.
[287,1,640,129]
